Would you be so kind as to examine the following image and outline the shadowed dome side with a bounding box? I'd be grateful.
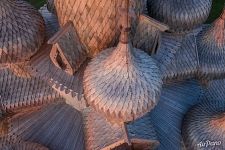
[0,141,49,150]
[182,100,225,150]
[0,0,45,64]
[197,7,225,80]
[148,80,203,150]
[52,0,145,57]
[147,0,212,32]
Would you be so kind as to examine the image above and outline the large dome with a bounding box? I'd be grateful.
[0,0,45,64]
[147,0,212,32]
[52,0,145,57]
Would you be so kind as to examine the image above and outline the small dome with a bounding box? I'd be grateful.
[198,8,225,79]
[52,0,145,57]
[147,0,212,32]
[0,0,45,63]
[182,100,225,150]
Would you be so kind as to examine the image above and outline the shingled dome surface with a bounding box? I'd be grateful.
[83,41,162,123]
[52,0,145,56]
[147,0,212,32]
[197,8,225,79]
[182,100,225,150]
[0,0,45,63]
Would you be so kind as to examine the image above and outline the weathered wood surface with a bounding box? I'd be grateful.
[197,8,225,80]
[147,0,212,32]
[153,32,182,81]
[83,107,159,150]
[0,141,49,150]
[39,5,59,39]
[52,0,146,57]
[6,102,85,150]
[26,45,87,110]
[0,69,60,111]
[83,42,162,123]
[82,108,125,150]
[49,22,88,75]
[182,100,225,150]
[133,15,169,55]
[148,80,203,150]
[154,30,201,82]
[0,0,45,64]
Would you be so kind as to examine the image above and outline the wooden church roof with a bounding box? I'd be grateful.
[0,0,45,64]
[83,5,162,123]
[147,0,212,32]
[148,80,203,150]
[50,0,146,57]
[5,101,85,150]
[0,68,60,112]
[0,141,49,150]
[182,99,225,150]
[197,7,225,80]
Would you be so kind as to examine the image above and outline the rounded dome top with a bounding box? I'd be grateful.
[147,0,212,32]
[0,0,45,63]
[182,100,225,149]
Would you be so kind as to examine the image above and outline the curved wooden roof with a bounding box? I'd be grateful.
[0,141,49,150]
[197,8,225,80]
[182,100,225,150]
[147,0,212,32]
[83,40,162,123]
[6,102,85,150]
[0,0,45,64]
[83,107,159,150]
[149,80,203,150]
[0,69,60,112]
[51,0,145,57]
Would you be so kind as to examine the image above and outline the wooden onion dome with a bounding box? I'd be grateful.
[0,0,45,64]
[182,100,225,150]
[83,2,162,123]
[197,7,225,79]
[147,0,212,32]
[52,0,146,57]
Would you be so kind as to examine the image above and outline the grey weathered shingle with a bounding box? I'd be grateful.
[147,0,212,32]
[0,0,45,64]
[148,80,203,150]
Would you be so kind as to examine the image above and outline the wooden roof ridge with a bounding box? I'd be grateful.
[139,15,169,31]
[182,100,225,149]
[0,68,61,112]
[83,4,162,123]
[82,107,159,150]
[6,101,85,150]
[0,0,45,64]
